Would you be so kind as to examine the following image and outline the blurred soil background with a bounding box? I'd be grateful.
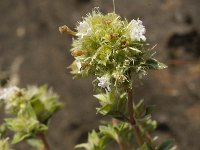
[0,0,200,149]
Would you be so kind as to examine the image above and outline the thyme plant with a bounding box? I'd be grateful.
[0,7,175,150]
[0,85,63,150]
[60,8,174,150]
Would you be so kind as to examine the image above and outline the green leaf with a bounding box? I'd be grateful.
[94,91,128,120]
[75,130,106,150]
[37,124,48,132]
[145,58,167,70]
[31,99,45,117]
[0,137,10,150]
[158,139,174,150]
[0,124,7,137]
[94,94,109,103]
[145,105,155,116]
[140,143,153,150]
[129,47,142,53]
[96,105,112,115]
[12,133,31,144]
[75,143,90,149]
[107,111,126,121]
[134,99,145,118]
[99,125,118,140]
[27,138,44,149]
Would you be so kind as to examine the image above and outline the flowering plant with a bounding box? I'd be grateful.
[0,7,175,150]
[60,8,174,150]
[0,85,63,150]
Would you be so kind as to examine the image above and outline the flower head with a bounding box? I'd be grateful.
[0,86,20,100]
[97,76,111,92]
[129,18,146,41]
[76,20,92,38]
[67,10,167,88]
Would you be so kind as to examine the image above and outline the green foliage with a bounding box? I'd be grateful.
[144,59,167,70]
[26,85,63,123]
[5,104,48,144]
[76,122,135,150]
[76,130,108,150]
[134,100,157,132]
[27,138,44,150]
[141,143,153,150]
[0,85,63,148]
[94,91,128,121]
[0,137,11,150]
[157,140,175,150]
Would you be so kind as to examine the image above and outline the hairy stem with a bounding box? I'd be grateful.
[37,133,51,150]
[127,89,144,146]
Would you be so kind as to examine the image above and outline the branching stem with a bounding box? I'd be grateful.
[127,89,144,146]
[37,133,51,150]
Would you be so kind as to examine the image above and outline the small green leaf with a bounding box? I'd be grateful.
[158,139,174,150]
[145,58,167,70]
[129,47,142,53]
[0,137,10,150]
[99,125,118,140]
[94,94,109,103]
[145,105,155,116]
[37,124,48,132]
[134,99,145,117]
[75,143,90,149]
[31,99,45,117]
[27,138,44,149]
[12,133,31,144]
[141,143,153,150]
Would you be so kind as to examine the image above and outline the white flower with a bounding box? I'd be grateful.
[75,58,82,72]
[0,86,20,100]
[137,66,147,79]
[76,20,92,38]
[129,18,146,41]
[97,76,111,92]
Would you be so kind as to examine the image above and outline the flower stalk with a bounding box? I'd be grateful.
[127,89,144,146]
[37,133,51,150]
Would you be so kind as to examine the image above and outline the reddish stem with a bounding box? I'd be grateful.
[127,89,143,146]
[37,133,51,150]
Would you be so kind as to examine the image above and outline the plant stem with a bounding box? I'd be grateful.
[127,89,144,146]
[37,133,51,150]
[112,118,125,150]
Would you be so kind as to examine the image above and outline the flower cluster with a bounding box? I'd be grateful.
[129,18,146,41]
[68,9,166,91]
[0,86,20,100]
[97,75,111,92]
[0,85,63,147]
[0,86,25,113]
